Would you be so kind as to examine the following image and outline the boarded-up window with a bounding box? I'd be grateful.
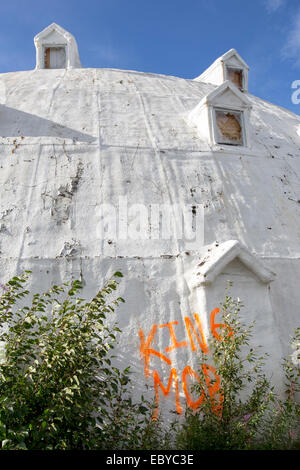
[44,47,66,69]
[226,67,243,90]
[215,109,243,145]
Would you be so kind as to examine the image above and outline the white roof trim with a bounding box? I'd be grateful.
[34,23,75,44]
[187,240,276,288]
[220,48,249,70]
[200,81,251,108]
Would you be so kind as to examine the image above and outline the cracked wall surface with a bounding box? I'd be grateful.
[0,67,300,403]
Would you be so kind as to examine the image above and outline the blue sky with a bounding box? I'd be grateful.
[1,0,300,113]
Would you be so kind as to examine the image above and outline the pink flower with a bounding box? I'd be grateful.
[243,413,251,421]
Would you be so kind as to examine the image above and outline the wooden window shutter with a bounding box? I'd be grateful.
[44,48,50,69]
[227,68,243,89]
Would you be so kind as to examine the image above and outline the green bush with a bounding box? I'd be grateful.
[0,271,160,450]
[173,289,300,450]
[258,327,300,449]
[0,274,299,450]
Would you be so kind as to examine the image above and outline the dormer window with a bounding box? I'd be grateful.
[214,108,244,146]
[44,46,66,69]
[226,67,243,90]
[34,23,81,70]
[187,81,251,149]
[195,49,249,93]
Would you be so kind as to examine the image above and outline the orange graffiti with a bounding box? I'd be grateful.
[139,324,171,378]
[210,308,233,341]
[139,308,228,416]
[201,364,224,416]
[159,321,187,353]
[182,366,205,410]
[153,368,182,420]
[184,313,208,354]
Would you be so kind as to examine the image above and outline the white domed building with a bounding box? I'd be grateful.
[1,23,300,414]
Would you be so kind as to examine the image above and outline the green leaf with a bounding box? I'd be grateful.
[113,271,123,278]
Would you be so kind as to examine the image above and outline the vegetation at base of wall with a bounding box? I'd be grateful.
[173,288,300,450]
[0,274,299,450]
[0,271,167,450]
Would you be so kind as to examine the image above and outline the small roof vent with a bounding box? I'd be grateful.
[34,23,82,70]
[195,49,249,92]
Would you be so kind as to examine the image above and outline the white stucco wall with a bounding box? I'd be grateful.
[0,66,299,414]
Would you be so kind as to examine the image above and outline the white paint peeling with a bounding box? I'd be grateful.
[0,41,300,410]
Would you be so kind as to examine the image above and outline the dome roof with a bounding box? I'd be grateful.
[1,60,300,409]
[0,67,300,262]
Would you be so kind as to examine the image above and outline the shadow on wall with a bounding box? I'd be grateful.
[0,105,95,142]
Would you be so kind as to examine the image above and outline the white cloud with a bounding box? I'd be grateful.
[281,9,300,66]
[264,0,285,12]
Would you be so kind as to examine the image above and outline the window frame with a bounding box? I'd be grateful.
[43,44,67,69]
[211,106,247,148]
[225,66,245,91]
